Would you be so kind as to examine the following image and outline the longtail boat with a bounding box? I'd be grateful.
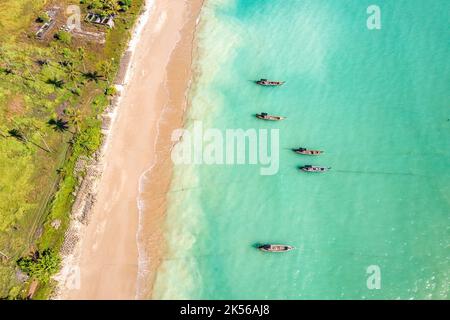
[256,112,286,121]
[300,165,331,173]
[256,78,285,86]
[294,148,324,155]
[258,244,295,252]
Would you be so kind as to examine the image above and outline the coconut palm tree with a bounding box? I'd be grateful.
[65,62,79,83]
[104,0,121,15]
[8,128,50,152]
[27,120,53,153]
[77,47,86,72]
[35,131,52,153]
[65,107,83,133]
[16,52,37,82]
[100,59,114,85]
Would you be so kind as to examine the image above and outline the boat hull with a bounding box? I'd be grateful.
[256,79,285,86]
[300,166,330,172]
[258,244,295,252]
[294,149,323,155]
[256,114,286,121]
[257,82,285,86]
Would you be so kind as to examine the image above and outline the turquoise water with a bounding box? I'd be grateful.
[152,0,450,299]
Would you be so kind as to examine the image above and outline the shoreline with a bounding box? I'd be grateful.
[54,0,205,299]
[136,0,205,299]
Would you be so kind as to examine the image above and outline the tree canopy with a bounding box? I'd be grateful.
[17,249,61,284]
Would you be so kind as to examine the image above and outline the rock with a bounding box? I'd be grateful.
[16,270,29,283]
[51,219,62,230]
[61,228,79,256]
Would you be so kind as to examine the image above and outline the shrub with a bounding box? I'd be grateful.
[75,121,102,154]
[54,31,72,44]
[119,0,132,11]
[71,87,81,96]
[105,86,117,96]
[17,249,61,284]
[37,12,50,23]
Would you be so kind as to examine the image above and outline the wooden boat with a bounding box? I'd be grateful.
[258,244,295,252]
[256,112,286,121]
[256,78,285,86]
[294,148,323,155]
[300,165,331,172]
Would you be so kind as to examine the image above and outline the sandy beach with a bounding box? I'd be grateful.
[59,0,204,299]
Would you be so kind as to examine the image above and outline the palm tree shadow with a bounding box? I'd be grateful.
[82,71,104,83]
[46,77,65,89]
[48,118,69,133]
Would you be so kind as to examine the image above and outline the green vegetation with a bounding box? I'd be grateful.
[37,12,51,23]
[105,86,117,96]
[17,249,60,284]
[82,0,134,15]
[54,31,72,44]
[0,0,144,299]
[119,0,133,12]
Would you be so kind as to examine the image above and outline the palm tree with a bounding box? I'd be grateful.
[65,108,83,133]
[100,59,114,85]
[27,120,53,153]
[8,121,51,152]
[52,43,61,63]
[0,49,33,81]
[16,52,37,82]
[77,47,86,72]
[65,62,79,83]
[104,0,121,15]
[9,125,51,153]
[83,71,103,83]
[48,118,69,133]
[46,77,65,89]
[36,131,52,153]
